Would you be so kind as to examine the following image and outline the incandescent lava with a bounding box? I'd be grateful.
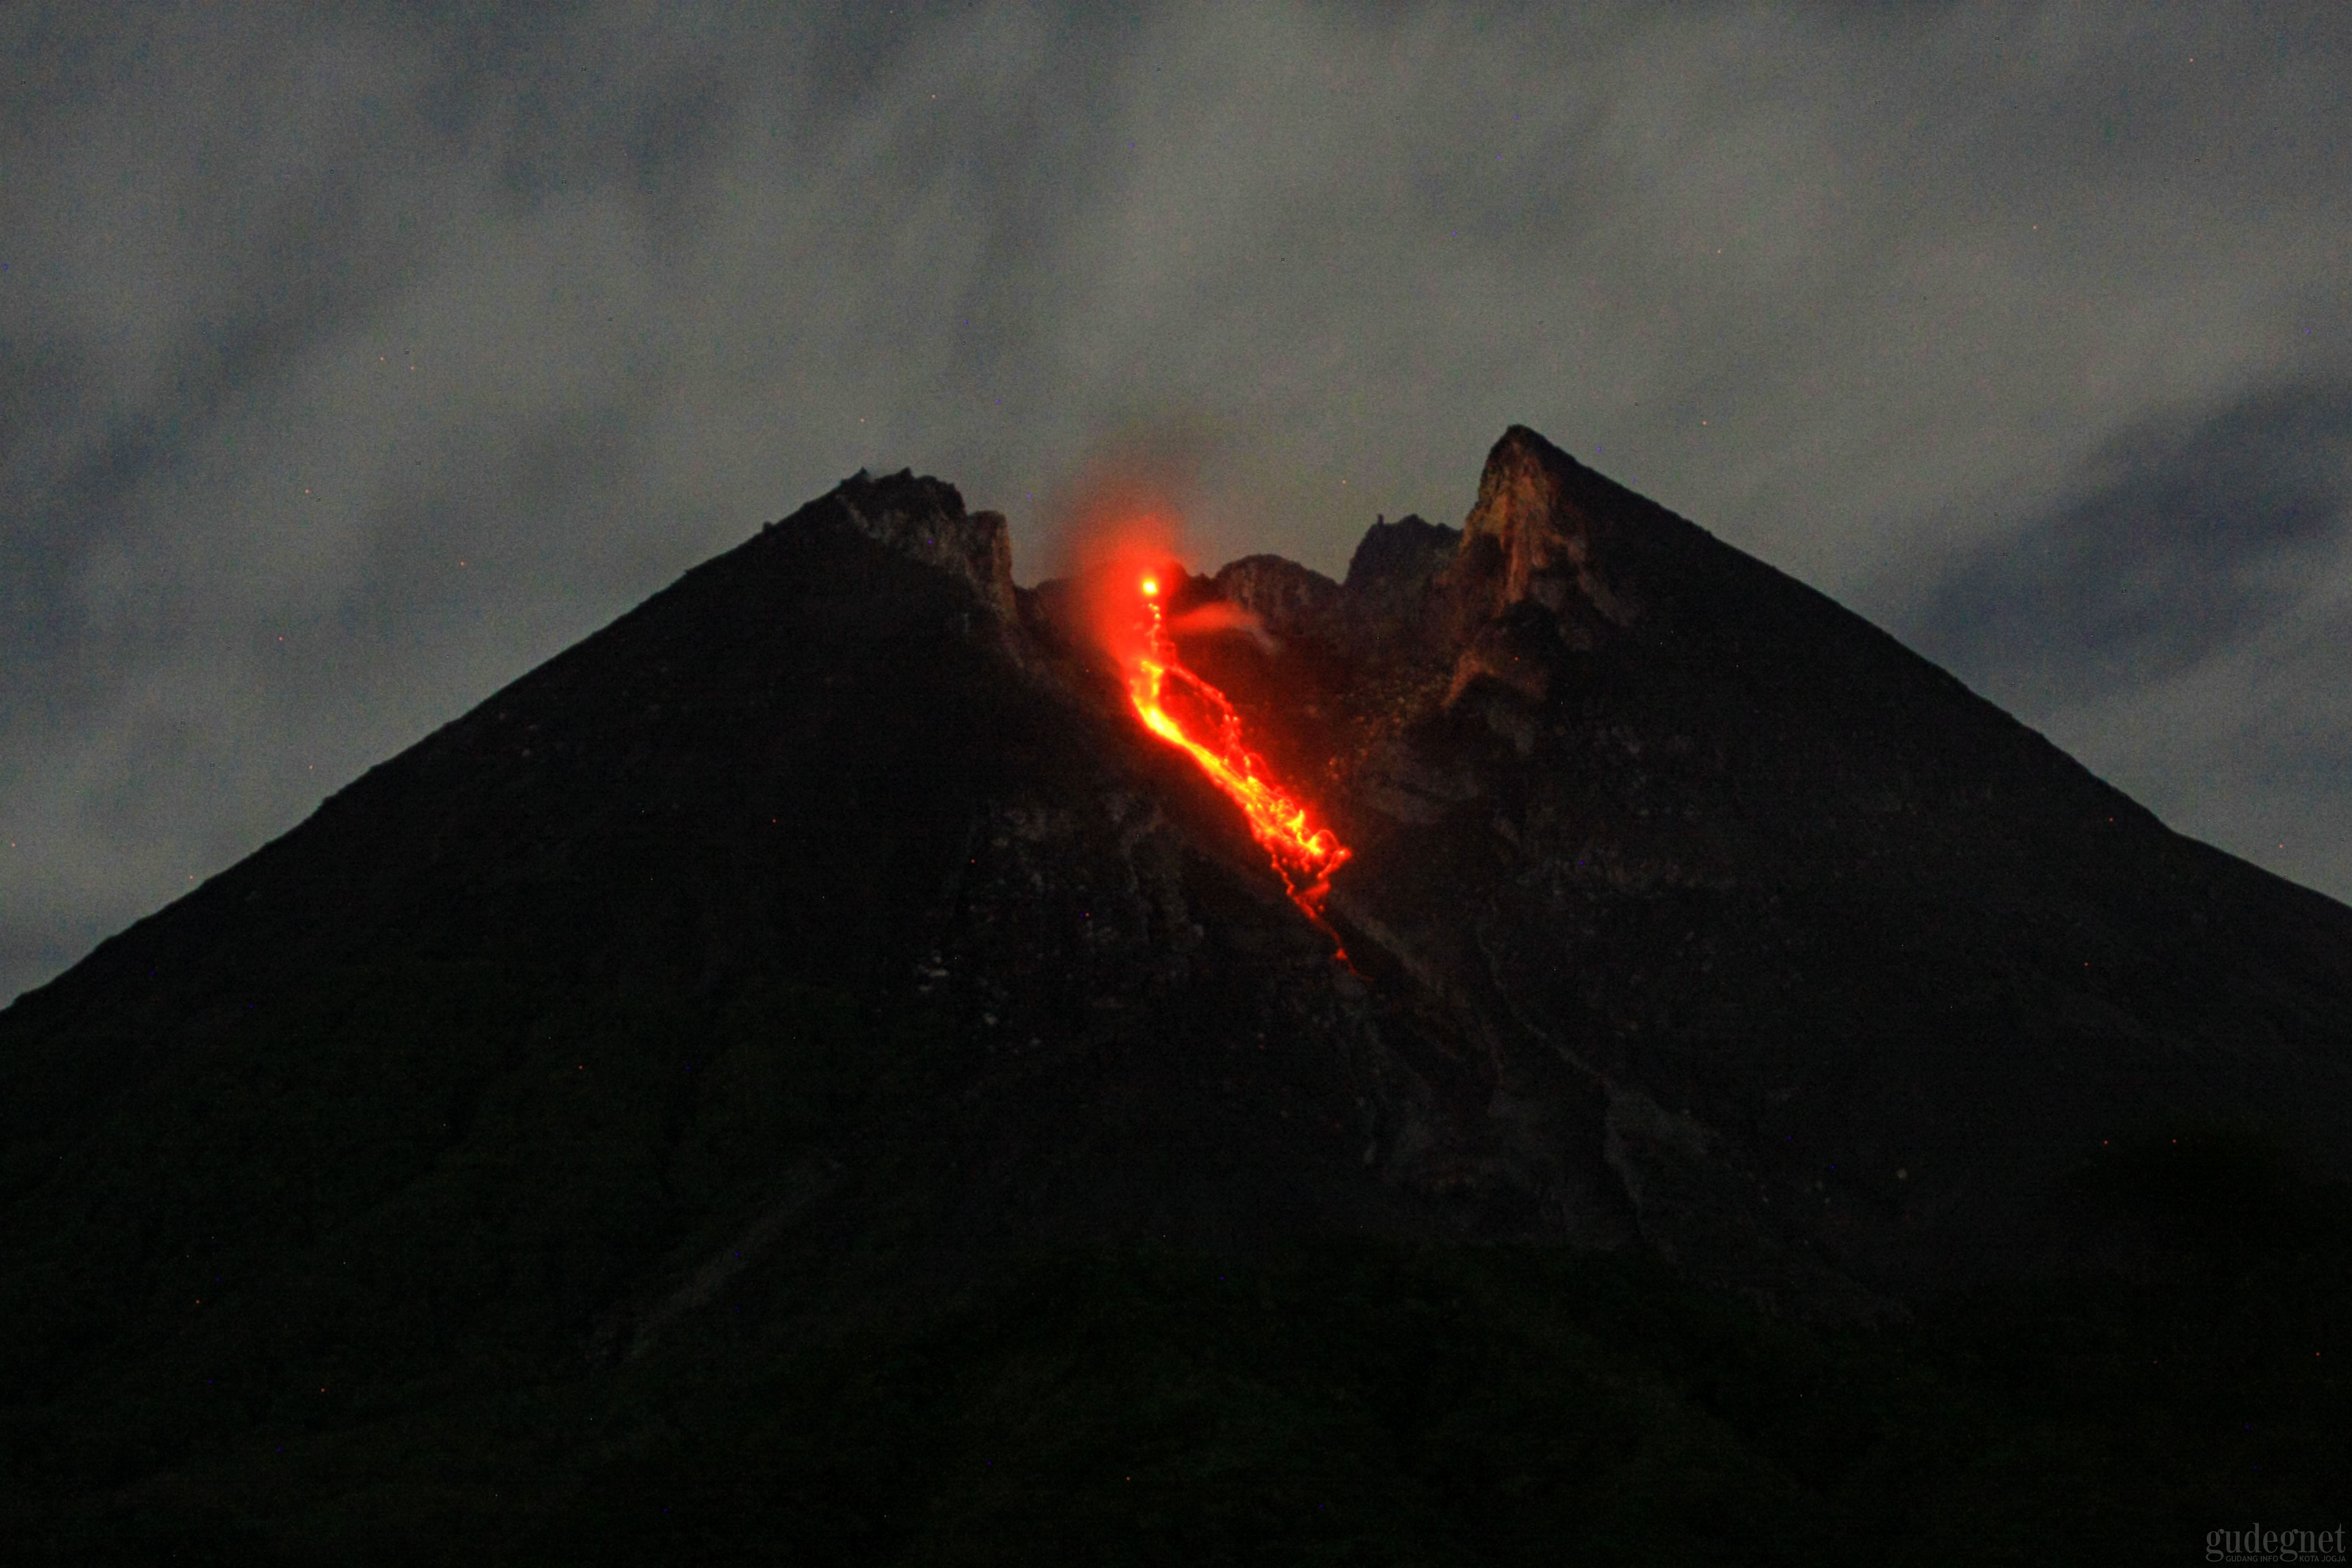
[1116,570,1352,941]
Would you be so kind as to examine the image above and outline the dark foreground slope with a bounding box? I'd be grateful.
[1,440,2346,1562]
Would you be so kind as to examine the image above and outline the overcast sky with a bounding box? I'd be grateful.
[5,2,2349,1004]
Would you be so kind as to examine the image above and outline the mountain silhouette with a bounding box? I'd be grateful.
[4,427,2346,1561]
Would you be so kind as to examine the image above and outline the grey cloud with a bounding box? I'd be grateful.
[2030,550,2352,903]
[344,396,650,637]
[1900,377,2352,708]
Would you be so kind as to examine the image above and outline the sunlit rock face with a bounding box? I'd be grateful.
[1455,423,1642,629]
[7,434,2350,1344]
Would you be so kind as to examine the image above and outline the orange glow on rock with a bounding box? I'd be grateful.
[1118,570,1352,939]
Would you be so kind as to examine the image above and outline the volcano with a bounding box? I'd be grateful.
[4,427,2347,1561]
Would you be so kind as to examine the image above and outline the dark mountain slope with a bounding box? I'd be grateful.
[3,434,2347,1561]
[1353,430,2352,1298]
[1067,426,2352,1305]
[0,471,1499,1416]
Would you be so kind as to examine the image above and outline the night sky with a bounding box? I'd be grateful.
[5,4,2349,1005]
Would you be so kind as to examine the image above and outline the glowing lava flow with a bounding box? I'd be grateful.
[1124,574,1353,934]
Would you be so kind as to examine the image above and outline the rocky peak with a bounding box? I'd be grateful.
[1344,513,1459,593]
[827,468,1017,622]
[1455,425,1639,630]
[1210,554,1343,642]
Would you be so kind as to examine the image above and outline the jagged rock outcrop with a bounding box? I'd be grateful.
[1453,424,1645,630]
[1339,513,1459,657]
[825,466,1018,623]
[1208,554,1342,644]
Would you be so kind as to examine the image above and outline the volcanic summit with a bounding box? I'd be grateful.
[4,426,2347,1559]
